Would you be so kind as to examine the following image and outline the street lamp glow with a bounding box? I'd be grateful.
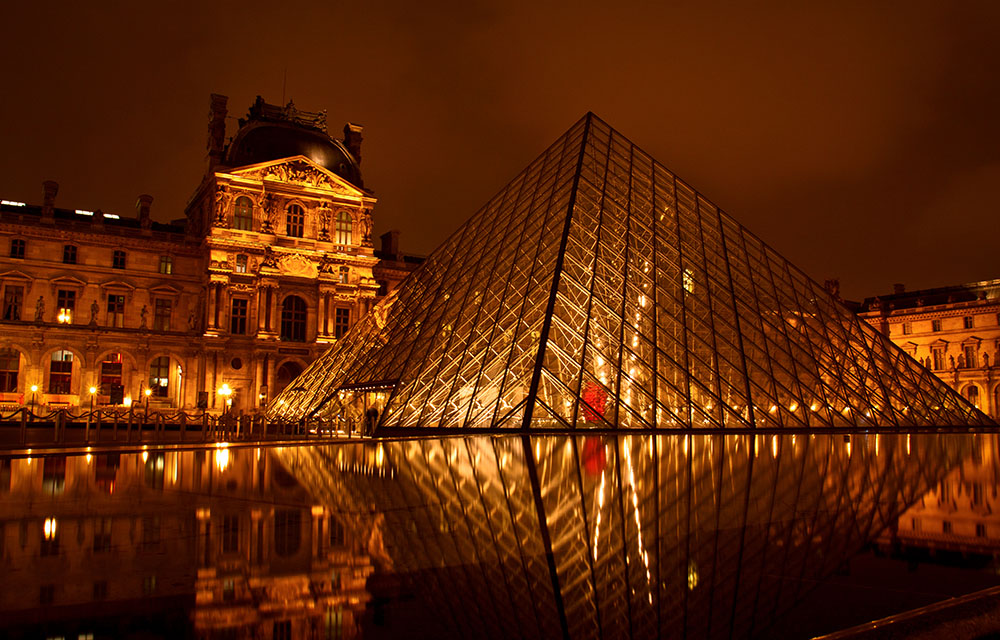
[30,384,38,393]
[218,383,232,397]
[89,386,97,395]
[144,388,152,397]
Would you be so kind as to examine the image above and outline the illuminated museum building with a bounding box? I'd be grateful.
[858,280,1000,419]
[0,95,419,413]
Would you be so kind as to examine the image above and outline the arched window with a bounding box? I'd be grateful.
[49,350,73,394]
[280,296,307,342]
[149,356,169,398]
[965,384,980,409]
[233,196,253,231]
[286,204,304,238]
[335,211,352,245]
[0,348,19,393]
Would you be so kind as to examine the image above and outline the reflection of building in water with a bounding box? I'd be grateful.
[879,433,1000,558]
[0,447,371,639]
[279,433,965,640]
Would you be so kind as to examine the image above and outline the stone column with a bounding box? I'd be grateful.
[317,291,327,337]
[207,283,218,331]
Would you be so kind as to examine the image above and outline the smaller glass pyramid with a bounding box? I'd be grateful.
[269,114,994,432]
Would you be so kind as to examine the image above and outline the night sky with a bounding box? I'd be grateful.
[1,2,997,300]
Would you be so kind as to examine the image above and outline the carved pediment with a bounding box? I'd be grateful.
[226,156,363,197]
[99,279,136,302]
[150,284,182,299]
[279,254,318,279]
[0,269,34,284]
[49,276,88,295]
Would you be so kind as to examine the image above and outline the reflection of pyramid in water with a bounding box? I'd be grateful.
[270,114,992,430]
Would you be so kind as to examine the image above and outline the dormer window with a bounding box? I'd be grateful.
[286,204,304,238]
[234,196,253,231]
[336,211,352,245]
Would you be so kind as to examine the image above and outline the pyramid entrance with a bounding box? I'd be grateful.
[269,114,992,432]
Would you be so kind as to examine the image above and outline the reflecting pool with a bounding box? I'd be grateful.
[2,433,999,639]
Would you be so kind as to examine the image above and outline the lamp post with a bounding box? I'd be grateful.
[88,386,97,437]
[30,384,38,421]
[218,383,233,415]
[218,383,233,438]
[144,387,152,420]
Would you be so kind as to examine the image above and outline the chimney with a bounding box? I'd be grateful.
[137,194,153,230]
[380,230,399,258]
[893,283,905,295]
[343,123,363,165]
[41,180,58,222]
[207,93,228,168]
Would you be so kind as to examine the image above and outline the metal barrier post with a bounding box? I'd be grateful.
[113,412,118,441]
[126,410,133,444]
[19,407,27,445]
[95,410,102,443]
[180,413,187,441]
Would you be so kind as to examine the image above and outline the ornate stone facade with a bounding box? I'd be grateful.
[0,95,417,414]
[857,279,1000,418]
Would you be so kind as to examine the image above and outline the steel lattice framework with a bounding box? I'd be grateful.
[269,114,992,431]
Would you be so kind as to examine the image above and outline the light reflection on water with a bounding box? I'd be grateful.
[0,433,997,639]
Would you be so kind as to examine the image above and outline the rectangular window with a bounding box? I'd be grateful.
[339,267,349,284]
[93,518,112,553]
[63,245,77,264]
[57,289,75,324]
[931,319,942,332]
[153,299,171,331]
[334,308,349,339]
[9,238,24,259]
[100,354,122,395]
[932,349,945,371]
[0,348,19,393]
[107,294,125,327]
[230,299,248,335]
[2,286,23,321]
[222,515,239,553]
[964,316,974,329]
[235,254,248,273]
[49,351,73,394]
[964,345,977,369]
[902,322,912,335]
[112,250,126,269]
[158,255,172,274]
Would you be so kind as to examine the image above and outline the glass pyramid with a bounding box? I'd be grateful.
[269,114,993,431]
